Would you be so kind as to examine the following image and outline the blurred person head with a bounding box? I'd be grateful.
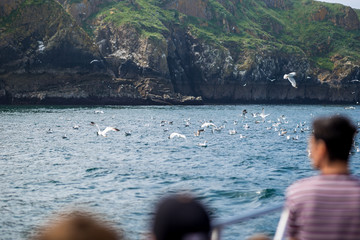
[310,115,357,171]
[33,211,121,240]
[152,194,211,240]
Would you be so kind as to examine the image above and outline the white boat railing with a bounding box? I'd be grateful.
[211,203,289,240]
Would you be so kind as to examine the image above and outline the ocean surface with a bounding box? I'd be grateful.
[1,104,360,240]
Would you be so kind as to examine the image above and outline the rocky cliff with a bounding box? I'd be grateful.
[1,0,360,104]
[0,0,199,104]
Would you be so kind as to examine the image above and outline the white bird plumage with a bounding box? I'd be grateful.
[283,72,297,88]
[197,141,208,147]
[169,132,186,139]
[201,122,217,128]
[91,122,119,137]
[259,108,270,120]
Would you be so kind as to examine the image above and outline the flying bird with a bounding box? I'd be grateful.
[201,122,217,128]
[194,129,205,136]
[90,122,119,137]
[169,132,186,139]
[284,72,297,88]
[259,108,270,120]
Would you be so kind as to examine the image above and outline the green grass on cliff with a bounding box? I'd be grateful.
[90,0,174,40]
[12,0,359,70]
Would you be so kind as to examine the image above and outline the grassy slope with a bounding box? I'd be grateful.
[3,0,359,71]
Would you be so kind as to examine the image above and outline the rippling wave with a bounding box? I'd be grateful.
[1,104,359,239]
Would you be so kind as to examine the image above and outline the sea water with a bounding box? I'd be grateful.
[1,105,360,240]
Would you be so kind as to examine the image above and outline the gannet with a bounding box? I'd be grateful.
[284,72,297,88]
[169,132,186,139]
[90,122,119,137]
[259,108,270,120]
[201,122,216,128]
[197,141,208,147]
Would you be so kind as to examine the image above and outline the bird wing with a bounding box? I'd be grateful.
[169,132,178,139]
[289,72,296,77]
[287,76,297,88]
[170,133,186,139]
[201,122,216,128]
[179,134,186,139]
[103,127,120,134]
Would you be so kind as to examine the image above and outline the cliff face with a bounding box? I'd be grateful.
[332,7,360,30]
[1,0,360,104]
[312,5,360,31]
[0,0,199,104]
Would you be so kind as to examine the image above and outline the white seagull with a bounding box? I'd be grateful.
[91,122,120,137]
[169,132,186,139]
[284,72,297,88]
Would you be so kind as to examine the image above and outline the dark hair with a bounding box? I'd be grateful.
[312,115,357,162]
[152,194,211,240]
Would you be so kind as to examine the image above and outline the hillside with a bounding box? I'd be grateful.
[0,0,360,104]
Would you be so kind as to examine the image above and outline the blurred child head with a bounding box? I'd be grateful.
[33,211,121,240]
[152,194,211,240]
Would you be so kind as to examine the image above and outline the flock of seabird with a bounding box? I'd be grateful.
[45,106,360,152]
[160,107,315,147]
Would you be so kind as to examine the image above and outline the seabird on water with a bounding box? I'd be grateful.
[197,141,208,147]
[229,129,237,135]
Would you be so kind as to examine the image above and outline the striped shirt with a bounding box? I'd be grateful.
[286,174,360,240]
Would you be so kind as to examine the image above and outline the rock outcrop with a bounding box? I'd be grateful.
[1,0,360,104]
[332,7,360,31]
[312,5,360,31]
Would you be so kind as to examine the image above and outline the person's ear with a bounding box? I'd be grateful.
[317,140,328,161]
[310,138,328,169]
[318,140,328,157]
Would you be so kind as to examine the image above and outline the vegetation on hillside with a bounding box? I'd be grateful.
[79,0,360,70]
[2,0,360,71]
